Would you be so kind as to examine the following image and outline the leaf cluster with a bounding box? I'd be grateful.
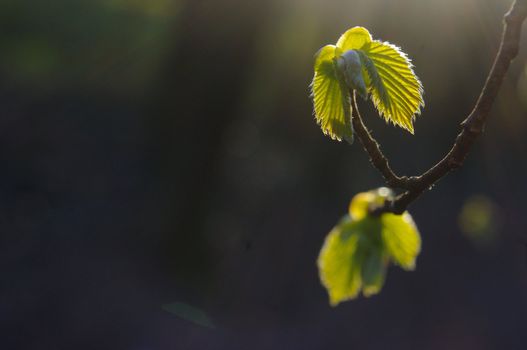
[311,27,424,142]
[317,188,421,305]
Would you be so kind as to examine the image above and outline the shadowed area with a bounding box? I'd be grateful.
[1,0,527,349]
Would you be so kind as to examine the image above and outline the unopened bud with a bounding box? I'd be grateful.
[336,50,368,99]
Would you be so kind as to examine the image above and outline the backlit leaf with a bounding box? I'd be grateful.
[336,26,372,52]
[311,26,424,137]
[349,187,392,220]
[318,189,421,305]
[318,215,385,305]
[311,45,353,143]
[348,191,376,220]
[381,212,421,270]
[362,41,424,133]
[317,217,363,306]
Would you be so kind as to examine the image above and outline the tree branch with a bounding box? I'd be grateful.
[351,0,527,215]
[350,94,417,190]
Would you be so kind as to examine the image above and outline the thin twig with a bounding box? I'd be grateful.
[351,0,527,215]
[350,94,417,189]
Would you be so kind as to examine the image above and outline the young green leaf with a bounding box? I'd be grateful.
[361,40,424,133]
[381,212,421,270]
[311,45,353,143]
[336,26,372,52]
[311,26,424,138]
[318,214,387,306]
[318,188,421,305]
[361,248,387,297]
[317,217,363,305]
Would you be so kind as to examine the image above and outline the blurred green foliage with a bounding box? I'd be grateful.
[318,188,421,306]
[459,195,499,247]
[0,0,179,93]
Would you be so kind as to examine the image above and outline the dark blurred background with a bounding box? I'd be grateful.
[1,0,527,349]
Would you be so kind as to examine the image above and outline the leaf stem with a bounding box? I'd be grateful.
[350,92,416,190]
